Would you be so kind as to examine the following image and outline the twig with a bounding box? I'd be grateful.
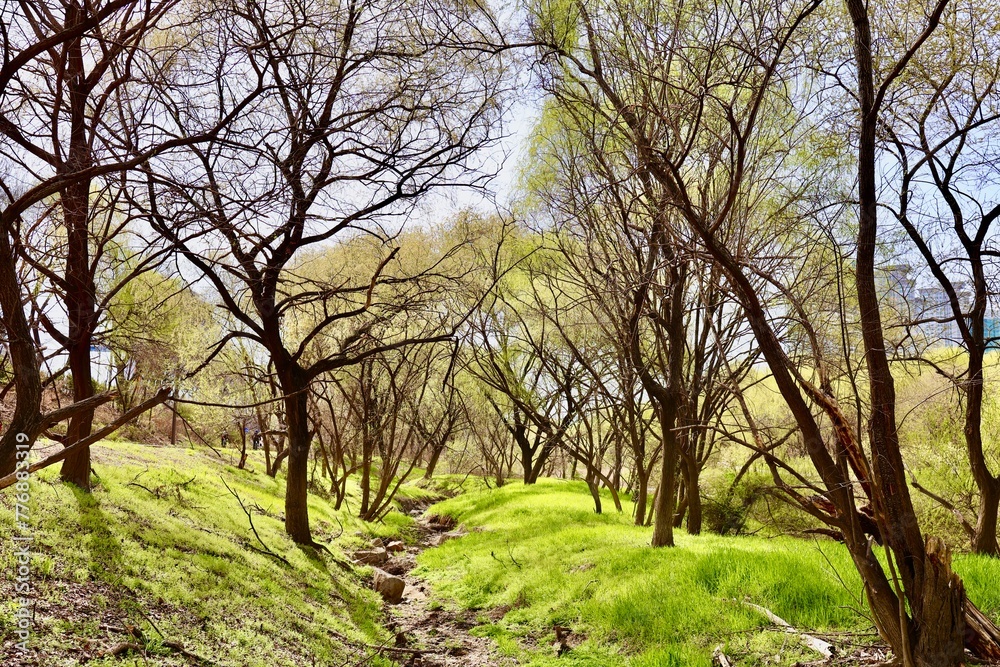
[220,476,291,567]
[506,541,522,569]
[713,644,733,667]
[909,475,975,538]
[490,550,507,568]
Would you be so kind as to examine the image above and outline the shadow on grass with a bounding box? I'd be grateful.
[71,484,124,579]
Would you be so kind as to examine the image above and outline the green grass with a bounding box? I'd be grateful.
[0,441,424,666]
[416,479,1000,667]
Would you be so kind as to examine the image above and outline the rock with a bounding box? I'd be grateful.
[354,547,388,565]
[429,530,464,547]
[426,514,456,530]
[371,538,386,548]
[382,559,408,576]
[386,540,405,553]
[372,568,405,604]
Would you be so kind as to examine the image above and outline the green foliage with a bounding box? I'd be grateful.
[702,472,769,536]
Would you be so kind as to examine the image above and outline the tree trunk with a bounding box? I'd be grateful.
[520,447,533,484]
[673,478,688,528]
[527,441,554,483]
[170,401,178,445]
[613,441,623,491]
[516,425,535,484]
[237,428,248,469]
[61,330,95,488]
[650,265,686,548]
[651,436,677,547]
[424,443,444,480]
[634,464,649,526]
[586,470,602,514]
[973,479,1000,556]
[360,431,374,518]
[58,3,98,490]
[0,232,42,475]
[966,348,1000,556]
[280,370,312,544]
[686,459,702,535]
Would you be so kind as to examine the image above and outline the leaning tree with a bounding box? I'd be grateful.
[529,0,1000,661]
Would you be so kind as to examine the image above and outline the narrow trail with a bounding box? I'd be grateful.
[367,504,511,667]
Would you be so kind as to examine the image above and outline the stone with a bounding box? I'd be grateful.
[372,568,405,604]
[354,547,388,565]
[386,540,405,553]
[429,530,465,547]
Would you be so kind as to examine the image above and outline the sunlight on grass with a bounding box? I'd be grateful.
[418,479,1000,667]
[0,440,405,667]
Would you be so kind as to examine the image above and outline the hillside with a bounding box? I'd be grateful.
[0,441,431,666]
[4,442,1000,667]
[417,481,1000,667]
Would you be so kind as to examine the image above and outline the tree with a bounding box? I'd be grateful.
[523,99,759,539]
[529,0,1000,660]
[139,0,509,542]
[464,270,591,485]
[331,339,456,521]
[880,1,1000,555]
[0,0,241,479]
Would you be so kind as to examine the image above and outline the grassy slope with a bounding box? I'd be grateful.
[0,441,430,666]
[417,479,1000,667]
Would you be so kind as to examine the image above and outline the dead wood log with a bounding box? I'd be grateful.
[743,600,834,658]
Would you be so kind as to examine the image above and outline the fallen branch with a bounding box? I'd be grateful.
[127,469,162,498]
[743,599,834,658]
[220,476,291,567]
[97,624,215,665]
[101,641,143,658]
[0,387,171,490]
[712,644,733,667]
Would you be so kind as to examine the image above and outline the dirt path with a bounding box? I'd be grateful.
[376,512,508,667]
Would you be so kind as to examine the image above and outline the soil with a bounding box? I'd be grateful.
[376,511,510,667]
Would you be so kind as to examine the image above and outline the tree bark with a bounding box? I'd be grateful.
[974,479,1000,556]
[424,444,444,480]
[634,464,649,526]
[586,469,602,514]
[0,233,43,475]
[279,368,312,544]
[967,348,1000,555]
[55,0,100,490]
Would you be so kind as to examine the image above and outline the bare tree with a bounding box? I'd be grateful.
[524,96,761,540]
[0,0,214,476]
[332,339,455,521]
[529,0,1000,660]
[138,0,508,543]
[881,2,1000,555]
